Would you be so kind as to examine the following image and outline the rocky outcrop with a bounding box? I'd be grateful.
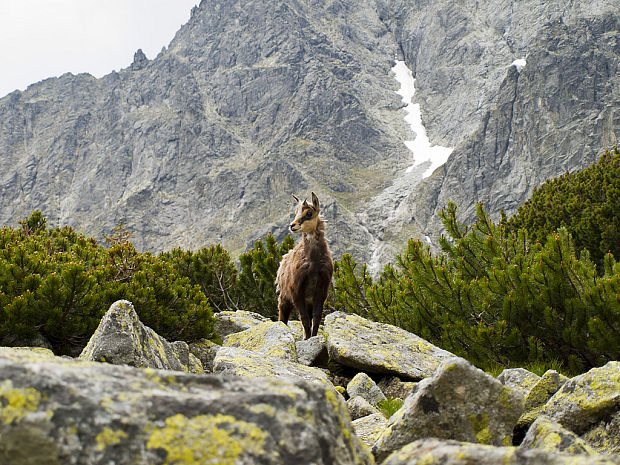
[0,347,373,465]
[372,358,524,462]
[324,311,456,379]
[79,300,203,373]
[381,438,620,465]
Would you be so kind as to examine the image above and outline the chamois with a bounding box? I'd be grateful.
[276,192,333,340]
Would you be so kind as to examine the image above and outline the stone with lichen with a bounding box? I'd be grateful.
[79,300,203,373]
[223,321,298,362]
[214,310,269,339]
[296,335,328,366]
[582,411,620,455]
[371,357,524,463]
[517,370,568,429]
[213,346,333,389]
[347,372,387,406]
[377,376,416,401]
[347,396,382,420]
[497,368,541,397]
[521,415,598,455]
[188,338,221,372]
[324,312,457,380]
[0,347,373,465]
[542,361,619,435]
[381,438,620,465]
[352,413,388,448]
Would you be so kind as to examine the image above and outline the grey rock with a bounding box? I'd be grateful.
[223,321,298,362]
[324,311,457,379]
[0,347,373,465]
[377,376,416,401]
[295,334,328,366]
[79,300,203,373]
[347,372,387,406]
[212,346,333,389]
[347,396,382,420]
[542,361,620,435]
[352,413,388,448]
[188,338,221,372]
[372,358,524,462]
[582,410,620,455]
[497,368,541,397]
[521,416,598,455]
[381,438,620,465]
[214,310,269,339]
[518,370,569,429]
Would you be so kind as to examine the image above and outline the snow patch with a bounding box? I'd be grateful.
[392,60,453,179]
[511,58,527,72]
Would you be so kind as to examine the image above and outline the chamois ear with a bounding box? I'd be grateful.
[292,194,301,204]
[311,192,320,211]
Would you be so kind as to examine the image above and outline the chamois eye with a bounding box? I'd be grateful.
[306,211,313,218]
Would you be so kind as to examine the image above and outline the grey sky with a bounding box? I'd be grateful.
[0,0,200,98]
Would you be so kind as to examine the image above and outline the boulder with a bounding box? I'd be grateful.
[188,338,221,372]
[347,396,382,420]
[324,312,456,379]
[521,416,598,455]
[213,346,333,389]
[347,372,387,406]
[582,411,620,455]
[381,438,620,465]
[377,376,417,401]
[497,368,541,397]
[287,321,325,341]
[0,347,373,465]
[372,358,524,462]
[223,321,298,362]
[542,361,620,434]
[518,370,568,429]
[352,413,388,448]
[214,310,269,339]
[296,335,328,366]
[79,300,204,373]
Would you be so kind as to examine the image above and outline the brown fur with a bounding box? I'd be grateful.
[276,192,333,339]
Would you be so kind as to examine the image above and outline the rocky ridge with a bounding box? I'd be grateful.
[2,300,619,464]
[0,0,617,270]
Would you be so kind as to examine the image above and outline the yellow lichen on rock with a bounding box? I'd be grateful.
[95,428,128,450]
[146,413,272,464]
[0,379,42,425]
[470,413,492,444]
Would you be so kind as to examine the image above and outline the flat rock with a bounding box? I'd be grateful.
[352,413,388,448]
[381,438,620,465]
[324,312,456,379]
[0,347,373,465]
[79,300,203,373]
[372,358,524,462]
[223,321,297,362]
[214,310,269,339]
[347,372,386,406]
[542,361,620,434]
[213,346,332,389]
[521,416,598,455]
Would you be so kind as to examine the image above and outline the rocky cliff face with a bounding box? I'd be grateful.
[0,0,617,268]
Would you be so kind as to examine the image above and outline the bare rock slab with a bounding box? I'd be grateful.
[213,346,333,389]
[324,312,456,379]
[372,358,524,462]
[382,438,620,465]
[542,361,620,435]
[79,300,203,373]
[223,321,298,362]
[0,347,373,465]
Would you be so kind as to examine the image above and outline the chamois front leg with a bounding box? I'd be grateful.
[311,274,331,337]
[294,294,312,340]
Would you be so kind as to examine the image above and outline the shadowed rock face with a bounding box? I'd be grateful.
[0,0,617,267]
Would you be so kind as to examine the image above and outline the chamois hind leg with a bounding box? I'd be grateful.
[295,297,312,340]
[278,298,293,325]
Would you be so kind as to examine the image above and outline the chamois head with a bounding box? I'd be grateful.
[289,192,320,234]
